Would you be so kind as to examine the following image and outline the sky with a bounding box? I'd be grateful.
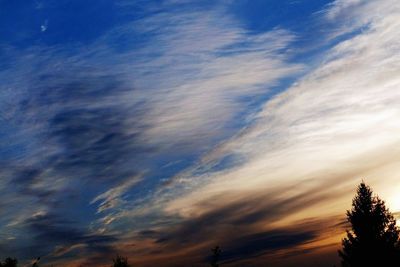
[1,0,400,266]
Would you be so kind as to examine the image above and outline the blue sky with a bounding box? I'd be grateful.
[1,0,400,266]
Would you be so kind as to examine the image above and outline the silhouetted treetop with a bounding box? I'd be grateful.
[339,182,400,267]
[112,254,130,267]
[0,258,17,267]
[210,246,221,267]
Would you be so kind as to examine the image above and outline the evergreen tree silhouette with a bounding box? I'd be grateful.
[112,254,129,267]
[0,257,17,267]
[210,246,221,267]
[339,182,400,266]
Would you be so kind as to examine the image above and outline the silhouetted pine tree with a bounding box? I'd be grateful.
[210,246,221,267]
[0,257,17,267]
[339,182,400,266]
[112,255,129,267]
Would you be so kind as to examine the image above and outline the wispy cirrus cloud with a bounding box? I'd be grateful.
[0,1,304,265]
[108,0,400,265]
[2,0,399,266]
[91,174,143,213]
[160,0,400,210]
[122,10,303,149]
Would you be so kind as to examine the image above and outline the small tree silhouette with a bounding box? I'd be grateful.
[339,182,400,266]
[112,254,129,267]
[210,246,221,267]
[31,256,40,267]
[0,257,18,267]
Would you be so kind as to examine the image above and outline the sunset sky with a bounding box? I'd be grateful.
[1,0,400,266]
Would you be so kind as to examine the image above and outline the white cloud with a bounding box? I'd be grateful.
[41,20,48,32]
[68,7,305,233]
[155,0,400,220]
[322,0,400,39]
[124,11,304,149]
[91,175,143,213]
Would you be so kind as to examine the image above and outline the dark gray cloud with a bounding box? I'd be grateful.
[133,212,341,267]
[155,184,339,245]
[220,229,317,263]
[0,70,155,263]
[135,191,338,266]
[23,212,117,261]
[25,74,150,180]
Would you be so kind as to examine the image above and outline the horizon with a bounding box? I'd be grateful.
[1,0,400,266]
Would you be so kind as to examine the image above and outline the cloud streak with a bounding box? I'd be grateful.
[0,1,304,265]
[1,0,400,266]
[120,0,400,265]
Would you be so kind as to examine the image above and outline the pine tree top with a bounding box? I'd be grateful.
[339,182,400,266]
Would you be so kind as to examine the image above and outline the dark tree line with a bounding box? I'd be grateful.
[0,258,17,267]
[0,257,40,267]
[0,255,130,267]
